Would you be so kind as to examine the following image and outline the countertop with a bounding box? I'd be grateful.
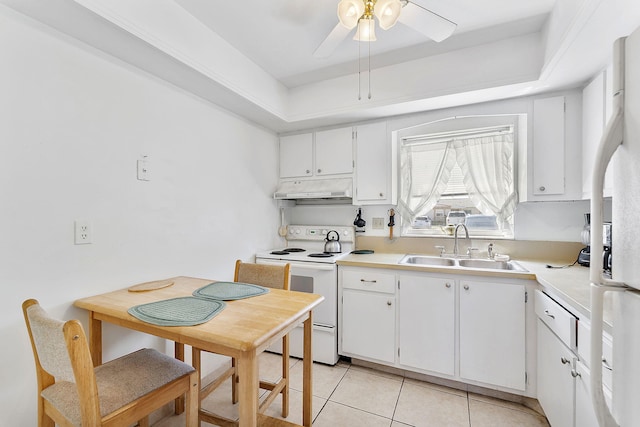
[338,253,614,327]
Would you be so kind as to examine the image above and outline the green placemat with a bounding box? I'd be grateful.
[193,281,269,301]
[128,296,225,326]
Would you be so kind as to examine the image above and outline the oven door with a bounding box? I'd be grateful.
[255,258,337,327]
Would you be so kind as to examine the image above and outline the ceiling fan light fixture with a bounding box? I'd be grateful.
[353,17,377,41]
[337,0,366,29]
[374,0,402,30]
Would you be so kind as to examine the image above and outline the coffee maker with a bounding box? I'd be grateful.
[578,213,591,266]
[603,222,612,274]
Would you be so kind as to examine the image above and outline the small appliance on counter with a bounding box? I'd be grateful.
[578,213,591,266]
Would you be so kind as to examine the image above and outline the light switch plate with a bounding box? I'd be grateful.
[372,217,385,229]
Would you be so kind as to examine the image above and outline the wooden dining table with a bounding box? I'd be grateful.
[74,276,324,427]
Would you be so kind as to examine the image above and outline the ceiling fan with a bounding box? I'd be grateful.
[314,0,457,58]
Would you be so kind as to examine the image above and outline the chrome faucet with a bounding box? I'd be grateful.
[453,223,469,257]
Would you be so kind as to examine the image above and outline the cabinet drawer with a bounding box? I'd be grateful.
[577,321,613,389]
[535,290,577,350]
[342,269,395,294]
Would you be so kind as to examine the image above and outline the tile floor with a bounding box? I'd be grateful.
[154,352,550,427]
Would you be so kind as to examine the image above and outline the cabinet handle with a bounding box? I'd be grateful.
[539,186,546,191]
[602,358,613,371]
[445,283,451,288]
[379,192,384,197]
[317,168,322,173]
[544,309,555,319]
[571,369,581,378]
[360,279,377,283]
[387,300,392,306]
[560,357,571,365]
[463,284,469,290]
[306,169,310,174]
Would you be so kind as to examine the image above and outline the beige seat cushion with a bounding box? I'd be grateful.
[41,348,194,425]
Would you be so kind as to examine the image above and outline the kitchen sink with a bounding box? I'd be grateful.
[398,255,528,272]
[457,259,527,272]
[398,255,456,267]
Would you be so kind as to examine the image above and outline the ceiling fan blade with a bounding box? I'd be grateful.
[313,22,351,58]
[399,2,457,42]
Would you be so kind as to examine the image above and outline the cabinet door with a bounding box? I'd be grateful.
[341,289,395,363]
[315,127,353,176]
[537,320,575,427]
[354,122,391,204]
[459,281,526,390]
[533,96,565,195]
[575,361,611,427]
[280,133,313,178]
[398,275,455,375]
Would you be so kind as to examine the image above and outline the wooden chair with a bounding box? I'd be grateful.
[22,299,199,427]
[192,260,291,420]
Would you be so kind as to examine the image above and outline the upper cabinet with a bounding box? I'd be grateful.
[279,133,313,178]
[582,69,614,199]
[353,122,397,205]
[279,128,353,179]
[532,96,565,195]
[519,92,583,202]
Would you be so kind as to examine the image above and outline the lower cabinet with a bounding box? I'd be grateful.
[460,280,526,390]
[339,266,532,395]
[537,319,576,427]
[340,268,396,364]
[398,274,455,376]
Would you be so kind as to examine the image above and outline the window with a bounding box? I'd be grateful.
[397,119,518,238]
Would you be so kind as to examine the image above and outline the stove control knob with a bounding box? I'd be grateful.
[321,229,328,235]
[343,230,350,236]
[295,228,301,234]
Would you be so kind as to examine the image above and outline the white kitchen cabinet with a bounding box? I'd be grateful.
[340,268,396,364]
[532,96,565,195]
[279,128,353,179]
[582,71,614,199]
[574,360,613,427]
[279,133,313,178]
[459,280,526,390]
[315,127,354,176]
[537,319,576,427]
[353,121,396,205]
[398,273,455,376]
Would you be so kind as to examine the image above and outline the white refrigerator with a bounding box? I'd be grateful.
[590,26,640,427]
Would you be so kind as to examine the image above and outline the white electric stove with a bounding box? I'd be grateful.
[255,225,354,365]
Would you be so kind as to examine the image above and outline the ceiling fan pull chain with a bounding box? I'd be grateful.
[358,21,362,100]
[368,33,372,100]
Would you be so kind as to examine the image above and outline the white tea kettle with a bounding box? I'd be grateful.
[324,230,342,253]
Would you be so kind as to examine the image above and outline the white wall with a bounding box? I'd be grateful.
[0,8,281,425]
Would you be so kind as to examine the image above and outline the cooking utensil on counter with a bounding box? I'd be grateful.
[353,208,366,228]
[388,209,395,240]
[324,230,342,253]
[278,208,287,237]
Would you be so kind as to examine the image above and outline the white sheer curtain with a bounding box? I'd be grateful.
[397,140,457,229]
[454,133,517,229]
[398,126,517,234]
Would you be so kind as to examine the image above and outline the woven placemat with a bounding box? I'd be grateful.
[193,281,269,301]
[128,296,225,326]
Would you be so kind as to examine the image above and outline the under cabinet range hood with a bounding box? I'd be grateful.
[273,178,353,201]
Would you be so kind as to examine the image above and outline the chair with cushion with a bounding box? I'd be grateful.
[22,298,199,427]
[192,260,291,420]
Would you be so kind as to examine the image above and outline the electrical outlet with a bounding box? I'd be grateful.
[74,220,92,245]
[372,217,385,229]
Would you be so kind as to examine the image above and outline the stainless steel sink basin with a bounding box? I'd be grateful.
[398,255,528,272]
[398,255,456,267]
[457,259,527,272]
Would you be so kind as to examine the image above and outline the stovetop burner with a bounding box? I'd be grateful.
[308,253,335,258]
[270,247,307,255]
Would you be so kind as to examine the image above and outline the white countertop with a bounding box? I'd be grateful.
[338,252,613,326]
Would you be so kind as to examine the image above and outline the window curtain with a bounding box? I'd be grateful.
[397,140,457,230]
[454,133,518,229]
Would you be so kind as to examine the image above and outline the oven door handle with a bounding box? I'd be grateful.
[256,258,336,271]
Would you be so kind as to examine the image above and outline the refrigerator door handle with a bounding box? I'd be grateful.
[589,37,628,427]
